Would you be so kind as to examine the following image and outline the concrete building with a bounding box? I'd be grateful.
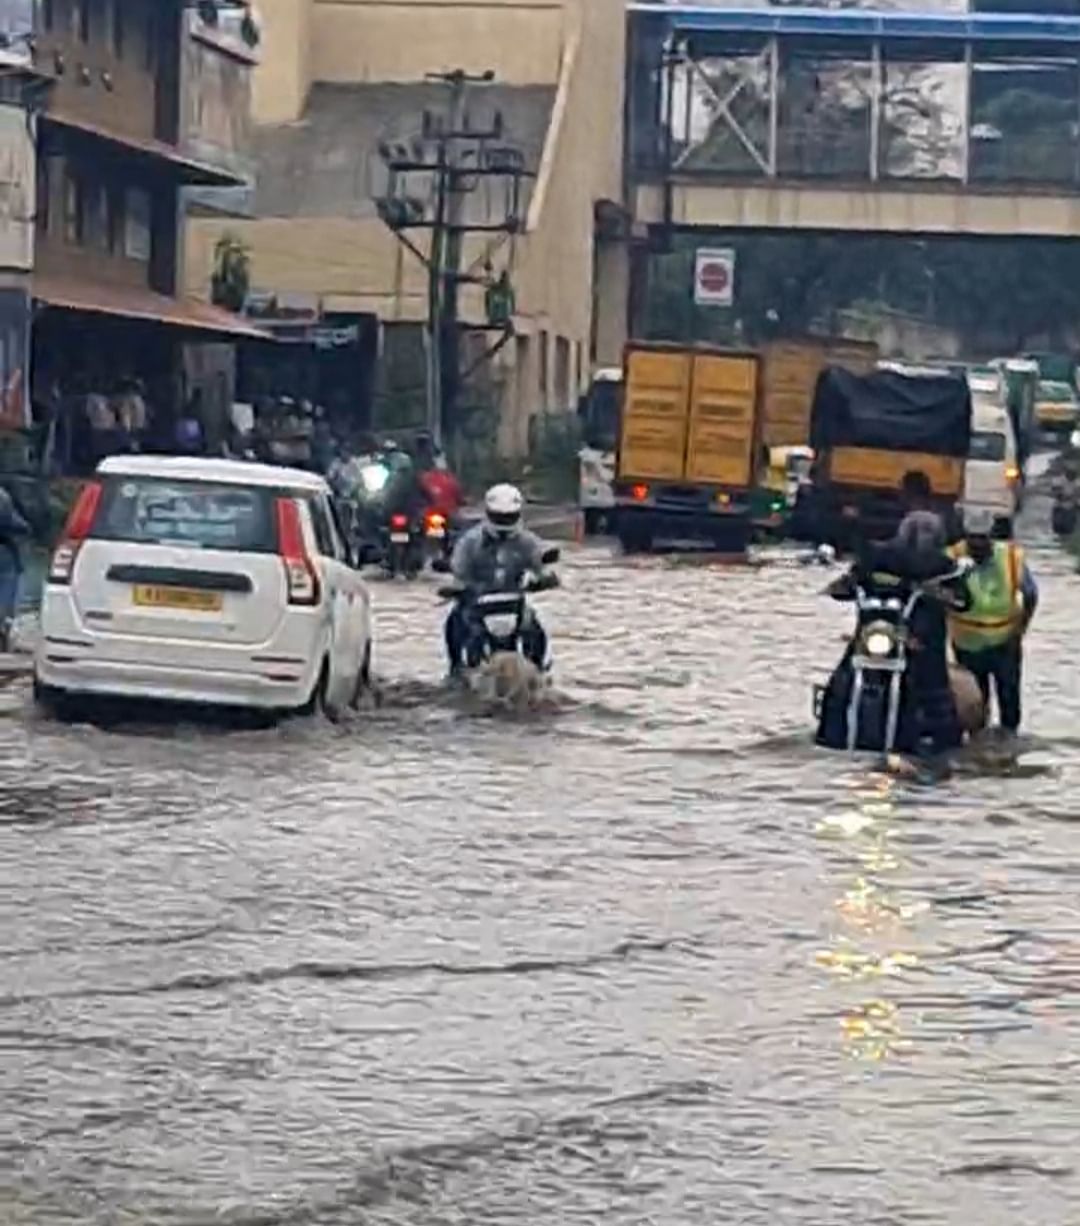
[30,0,265,467]
[184,0,629,455]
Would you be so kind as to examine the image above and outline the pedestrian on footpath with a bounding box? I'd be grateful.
[948,506,1038,737]
[0,486,28,653]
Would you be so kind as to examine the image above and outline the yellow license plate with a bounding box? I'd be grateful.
[132,585,223,612]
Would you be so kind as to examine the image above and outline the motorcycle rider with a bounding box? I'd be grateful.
[445,483,554,676]
[817,510,971,755]
[380,438,427,523]
[414,430,464,531]
[947,505,1038,736]
[1051,456,1080,536]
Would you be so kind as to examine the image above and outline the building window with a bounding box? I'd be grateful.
[111,0,124,57]
[143,2,154,71]
[123,186,151,260]
[63,165,82,244]
[538,330,549,410]
[106,186,124,253]
[555,336,571,410]
[84,182,108,250]
[35,158,49,236]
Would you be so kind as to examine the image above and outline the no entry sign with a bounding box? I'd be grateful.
[694,247,735,307]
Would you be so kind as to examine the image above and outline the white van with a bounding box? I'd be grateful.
[964,393,1020,526]
[35,456,373,717]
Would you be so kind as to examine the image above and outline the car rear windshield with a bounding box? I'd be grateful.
[91,477,278,552]
[969,432,1006,462]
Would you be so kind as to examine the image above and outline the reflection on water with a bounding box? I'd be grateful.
[3,506,1080,1223]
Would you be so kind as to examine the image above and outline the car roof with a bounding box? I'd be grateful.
[96,455,328,494]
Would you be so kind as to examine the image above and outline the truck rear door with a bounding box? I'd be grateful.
[761,341,824,448]
[685,353,759,487]
[618,348,692,481]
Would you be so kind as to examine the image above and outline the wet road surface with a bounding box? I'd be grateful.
[4,498,1080,1224]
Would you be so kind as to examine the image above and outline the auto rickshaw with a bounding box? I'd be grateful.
[752,446,814,539]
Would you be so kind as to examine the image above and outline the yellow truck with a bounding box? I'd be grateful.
[759,338,878,450]
[613,343,760,551]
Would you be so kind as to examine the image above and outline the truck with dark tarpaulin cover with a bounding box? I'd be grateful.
[801,366,972,545]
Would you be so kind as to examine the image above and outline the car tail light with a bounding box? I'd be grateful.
[48,480,103,584]
[1005,465,1020,482]
[275,497,320,606]
[629,483,649,502]
[390,513,409,530]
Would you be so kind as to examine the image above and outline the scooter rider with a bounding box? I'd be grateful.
[445,483,554,675]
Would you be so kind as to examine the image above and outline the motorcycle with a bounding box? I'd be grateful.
[1052,493,1078,537]
[816,556,979,757]
[383,511,423,578]
[840,582,923,755]
[422,507,455,568]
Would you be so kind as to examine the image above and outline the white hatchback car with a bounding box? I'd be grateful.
[35,456,373,716]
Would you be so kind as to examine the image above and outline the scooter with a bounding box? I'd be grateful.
[438,549,560,701]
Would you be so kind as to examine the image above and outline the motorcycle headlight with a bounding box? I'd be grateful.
[361,464,389,495]
[862,622,897,658]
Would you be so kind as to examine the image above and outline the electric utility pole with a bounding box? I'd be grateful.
[375,70,530,447]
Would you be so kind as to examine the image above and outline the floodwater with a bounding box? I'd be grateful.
[4,498,1080,1225]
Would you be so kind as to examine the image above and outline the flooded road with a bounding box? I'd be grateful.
[4,500,1080,1225]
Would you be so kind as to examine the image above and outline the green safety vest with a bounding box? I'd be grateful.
[948,541,1023,652]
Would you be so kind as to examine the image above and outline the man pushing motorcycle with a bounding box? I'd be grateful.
[444,484,557,677]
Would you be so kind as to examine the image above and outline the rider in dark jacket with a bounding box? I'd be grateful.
[817,514,971,754]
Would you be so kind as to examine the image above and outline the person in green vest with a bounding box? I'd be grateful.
[948,506,1039,735]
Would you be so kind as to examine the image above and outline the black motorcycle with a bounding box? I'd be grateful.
[1052,495,1078,538]
[817,557,970,756]
[422,506,456,569]
[383,511,423,578]
[837,582,922,755]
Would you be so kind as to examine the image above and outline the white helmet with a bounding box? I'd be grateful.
[484,483,524,538]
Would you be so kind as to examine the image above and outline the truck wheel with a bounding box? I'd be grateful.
[712,521,751,554]
[618,526,652,554]
[583,508,604,536]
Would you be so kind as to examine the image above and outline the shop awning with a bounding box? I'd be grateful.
[32,274,274,340]
[41,113,248,188]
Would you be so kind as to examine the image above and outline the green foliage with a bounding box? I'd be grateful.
[210,233,251,313]
[644,233,1080,354]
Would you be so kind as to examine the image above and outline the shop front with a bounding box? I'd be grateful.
[236,293,378,439]
[30,274,270,474]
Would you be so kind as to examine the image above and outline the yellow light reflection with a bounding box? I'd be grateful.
[813,770,923,1062]
[841,999,913,1061]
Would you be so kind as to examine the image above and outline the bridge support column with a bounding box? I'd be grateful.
[594,236,631,366]
[870,40,882,181]
[962,41,972,185]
